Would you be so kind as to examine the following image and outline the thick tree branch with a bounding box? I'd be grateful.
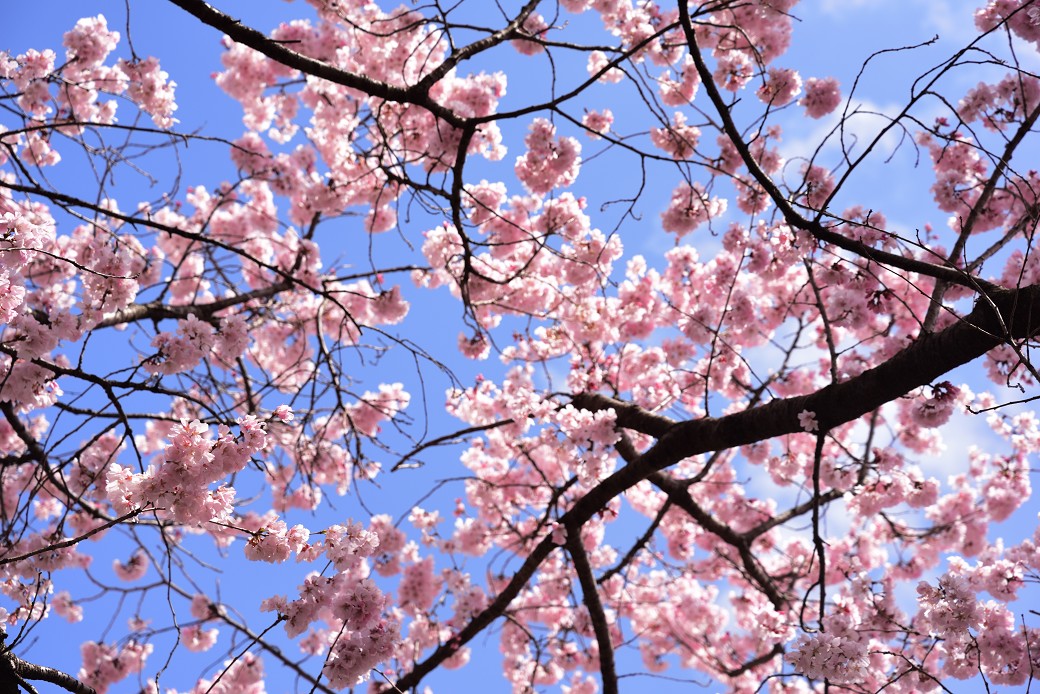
[393,282,1040,690]
[569,393,676,438]
[95,280,292,329]
[566,532,618,694]
[0,627,95,694]
[165,0,465,126]
[3,654,96,694]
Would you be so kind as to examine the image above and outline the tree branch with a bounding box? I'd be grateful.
[392,282,1040,690]
[5,654,96,694]
[165,0,465,126]
[676,1,1000,294]
[566,532,618,694]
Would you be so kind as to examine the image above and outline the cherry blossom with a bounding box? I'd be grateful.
[515,118,582,195]
[784,633,869,684]
[112,550,149,582]
[2,3,1040,694]
[581,109,613,138]
[799,76,842,118]
[660,181,727,237]
[757,67,802,106]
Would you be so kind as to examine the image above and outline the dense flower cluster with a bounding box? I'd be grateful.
[1,0,1040,693]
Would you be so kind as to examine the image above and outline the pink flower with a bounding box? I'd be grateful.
[757,67,802,106]
[514,118,582,195]
[0,270,26,323]
[800,76,842,118]
[588,50,623,83]
[78,640,152,694]
[52,591,83,623]
[917,573,980,636]
[512,13,549,55]
[582,109,614,139]
[371,286,409,324]
[332,577,385,631]
[113,550,149,581]
[244,520,308,563]
[324,521,380,570]
[550,522,568,545]
[190,593,217,620]
[911,382,960,428]
[118,57,178,128]
[650,112,700,160]
[659,56,700,106]
[798,410,819,432]
[194,652,265,693]
[660,181,726,237]
[458,332,491,360]
[273,404,294,423]
[321,619,400,689]
[398,556,440,613]
[181,624,219,652]
[63,16,119,67]
[785,633,869,684]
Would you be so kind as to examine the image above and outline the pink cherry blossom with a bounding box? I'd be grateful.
[52,591,83,623]
[581,108,614,138]
[4,5,1040,694]
[660,181,727,237]
[798,410,818,432]
[515,118,582,195]
[916,573,980,636]
[757,67,802,106]
[112,550,149,582]
[181,624,219,652]
[800,76,842,118]
[588,50,624,83]
[78,641,152,694]
[512,13,549,55]
[785,633,869,684]
[650,112,700,159]
[119,57,178,128]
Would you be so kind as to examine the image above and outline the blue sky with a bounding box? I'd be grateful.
[3,1,1040,692]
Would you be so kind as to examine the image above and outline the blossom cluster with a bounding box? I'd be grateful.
[105,417,270,525]
[2,2,1040,694]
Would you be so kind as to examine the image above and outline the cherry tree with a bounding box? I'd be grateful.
[1,0,1040,692]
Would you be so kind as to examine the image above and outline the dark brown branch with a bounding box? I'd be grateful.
[923,97,1040,330]
[10,656,95,694]
[566,532,618,694]
[414,0,542,93]
[676,1,999,295]
[0,648,95,694]
[392,282,1040,690]
[720,644,783,678]
[165,0,465,127]
[569,393,676,438]
[0,402,111,523]
[597,499,669,585]
[390,420,515,471]
[0,508,145,566]
[96,280,293,329]
[648,471,785,609]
